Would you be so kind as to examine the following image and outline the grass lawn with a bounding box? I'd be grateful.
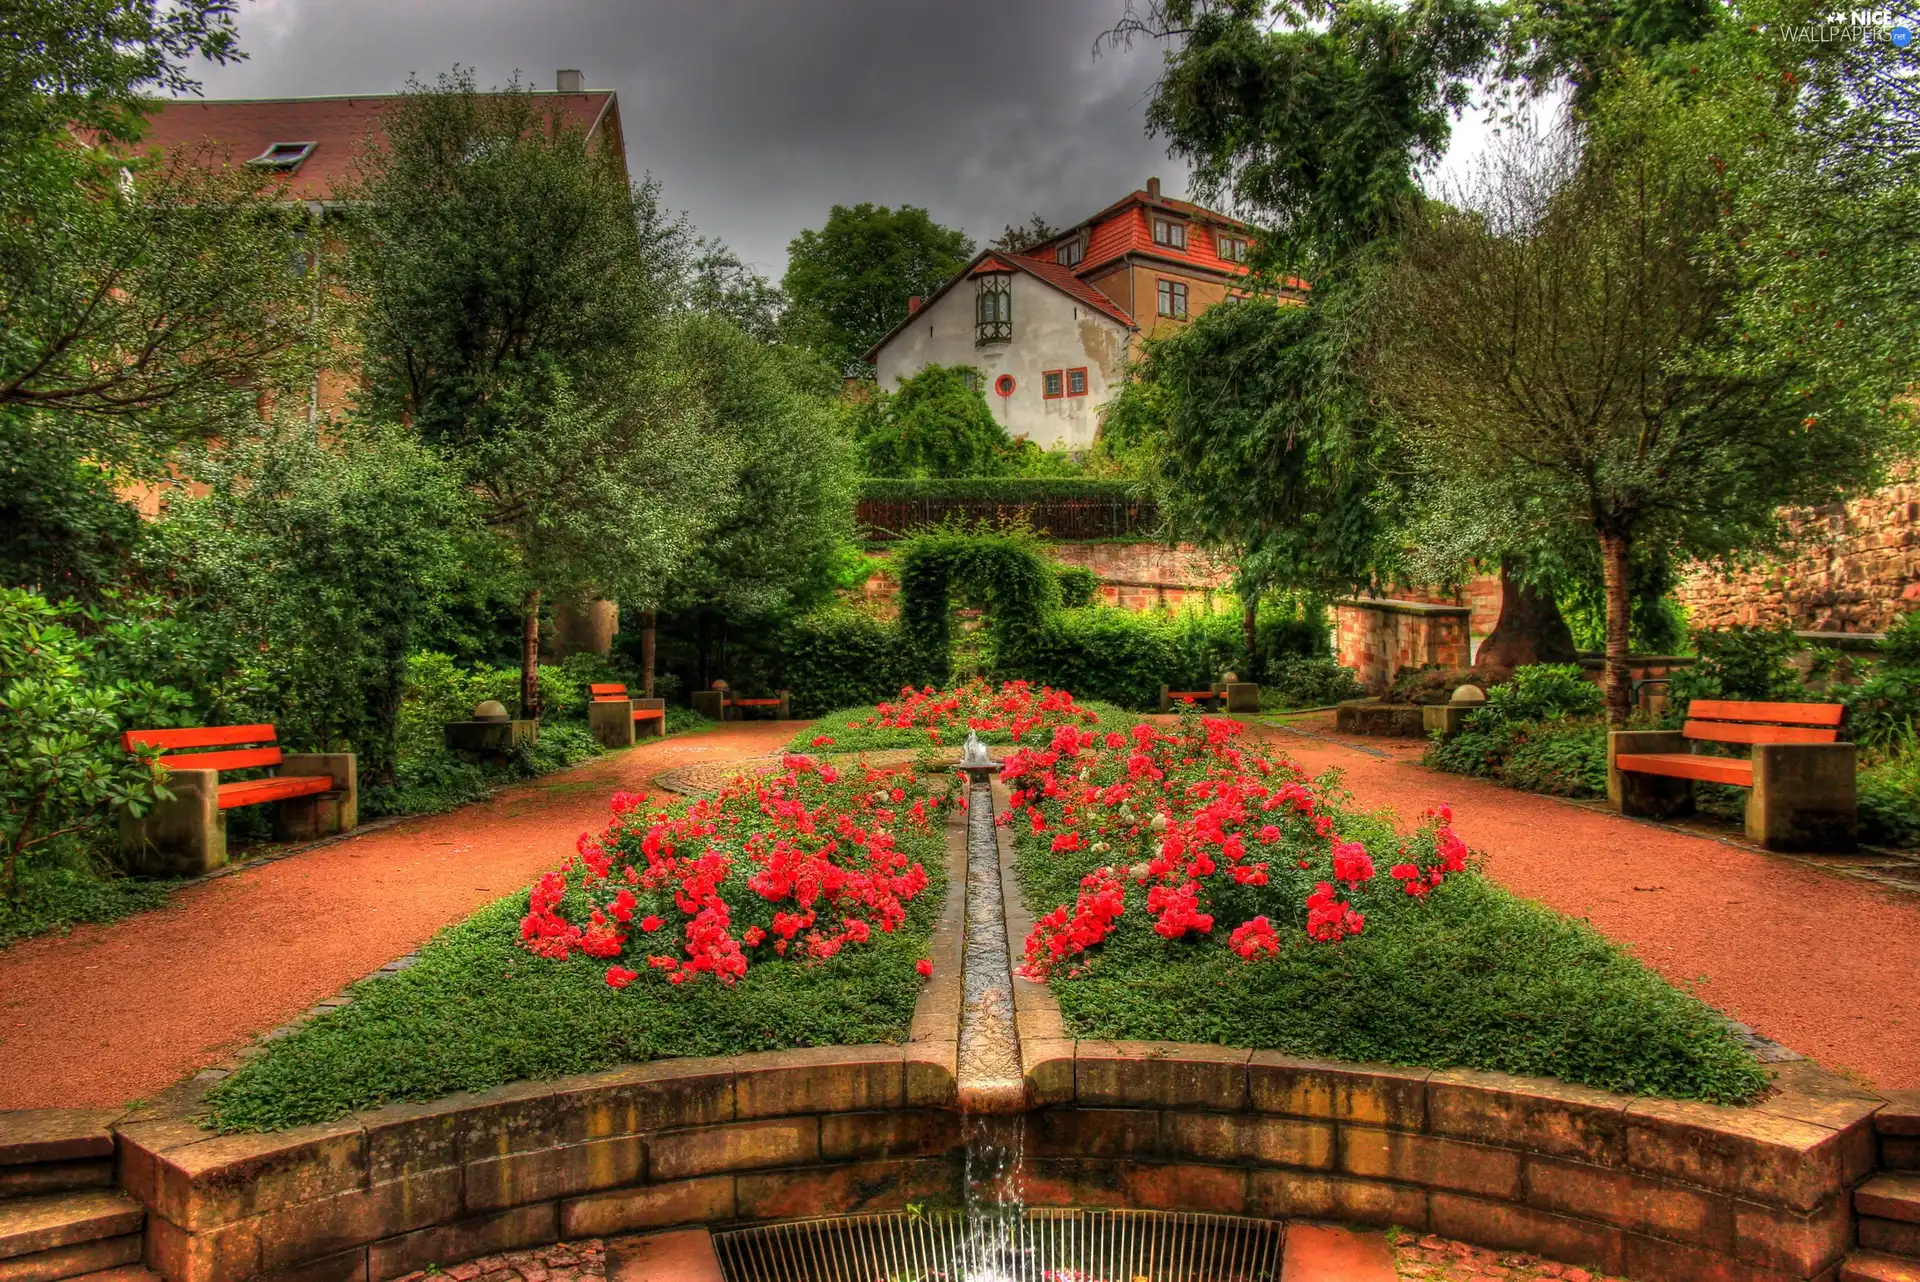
[205,765,952,1132]
[1011,717,1768,1106]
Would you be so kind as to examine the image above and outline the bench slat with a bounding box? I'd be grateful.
[1616,752,1755,787]
[589,684,628,697]
[1684,721,1839,746]
[1687,700,1845,727]
[216,775,333,810]
[633,708,665,720]
[124,724,278,753]
[157,746,284,773]
[728,699,782,707]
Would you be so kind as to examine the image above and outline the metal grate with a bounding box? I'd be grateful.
[712,1208,1285,1281]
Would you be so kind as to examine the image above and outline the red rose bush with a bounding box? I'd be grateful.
[1010,712,1469,980]
[792,678,1119,754]
[520,754,949,989]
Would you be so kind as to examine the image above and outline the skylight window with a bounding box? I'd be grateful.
[247,141,317,171]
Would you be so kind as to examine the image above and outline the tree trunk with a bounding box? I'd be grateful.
[520,588,542,721]
[640,610,657,697]
[1598,531,1633,725]
[1473,555,1579,684]
[1242,596,1259,681]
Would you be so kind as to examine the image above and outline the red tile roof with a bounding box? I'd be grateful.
[129,92,620,201]
[1007,253,1134,327]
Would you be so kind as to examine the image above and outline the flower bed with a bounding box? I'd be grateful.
[204,756,954,1131]
[790,678,1134,754]
[1008,711,1769,1104]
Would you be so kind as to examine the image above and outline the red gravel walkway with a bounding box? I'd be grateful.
[0,723,797,1110]
[1252,716,1920,1091]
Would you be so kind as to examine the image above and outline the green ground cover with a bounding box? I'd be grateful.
[204,761,953,1131]
[1011,715,1767,1105]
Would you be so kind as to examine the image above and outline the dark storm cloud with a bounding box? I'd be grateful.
[192,0,1191,278]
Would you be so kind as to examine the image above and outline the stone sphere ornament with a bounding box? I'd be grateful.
[1450,684,1488,705]
[472,700,511,723]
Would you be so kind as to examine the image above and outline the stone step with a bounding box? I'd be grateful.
[0,1193,144,1263]
[1862,1214,1920,1260]
[1860,1173,1920,1225]
[1889,1136,1920,1170]
[0,1235,142,1282]
[1842,1251,1920,1282]
[0,1115,116,1170]
[0,1164,112,1202]
[1877,1091,1920,1137]
[60,1267,158,1282]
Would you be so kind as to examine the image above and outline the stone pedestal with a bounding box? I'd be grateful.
[1422,704,1471,737]
[444,719,537,762]
[1335,699,1427,737]
[1224,682,1260,713]
[690,690,724,721]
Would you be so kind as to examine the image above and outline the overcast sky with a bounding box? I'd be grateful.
[190,0,1511,281]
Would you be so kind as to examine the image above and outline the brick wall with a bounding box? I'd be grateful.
[1334,600,1473,694]
[1676,480,1920,632]
[861,542,1235,615]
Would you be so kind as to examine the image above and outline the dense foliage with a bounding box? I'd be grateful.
[1013,710,1765,1102]
[203,759,952,1130]
[780,203,975,377]
[850,365,1014,478]
[790,679,1130,754]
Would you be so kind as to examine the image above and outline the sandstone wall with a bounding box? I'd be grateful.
[861,542,1235,615]
[1676,481,1920,633]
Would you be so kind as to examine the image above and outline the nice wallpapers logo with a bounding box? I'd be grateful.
[1779,7,1916,43]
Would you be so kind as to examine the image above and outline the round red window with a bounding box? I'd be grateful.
[994,374,1016,397]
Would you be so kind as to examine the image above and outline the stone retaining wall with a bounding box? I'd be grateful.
[1334,599,1473,694]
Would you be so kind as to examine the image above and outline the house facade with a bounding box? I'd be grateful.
[867,178,1262,451]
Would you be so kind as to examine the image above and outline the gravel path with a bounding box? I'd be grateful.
[1249,714,1920,1090]
[0,722,800,1110]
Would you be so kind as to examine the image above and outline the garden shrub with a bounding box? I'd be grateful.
[1666,625,1808,715]
[1019,609,1173,709]
[1056,565,1099,609]
[0,589,189,936]
[1009,711,1764,1103]
[775,609,921,718]
[1846,611,1920,752]
[1475,663,1604,726]
[895,528,1061,681]
[1264,656,1364,708]
[1859,738,1920,848]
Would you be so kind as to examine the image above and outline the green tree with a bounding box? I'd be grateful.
[149,422,471,783]
[1103,297,1387,675]
[647,315,858,687]
[1369,87,1907,721]
[851,364,1012,478]
[992,214,1065,254]
[781,203,974,377]
[349,71,728,717]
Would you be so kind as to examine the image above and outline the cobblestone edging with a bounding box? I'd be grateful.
[101,769,1889,1282]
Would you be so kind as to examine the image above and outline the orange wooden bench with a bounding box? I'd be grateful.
[1159,685,1224,712]
[691,689,791,721]
[118,725,356,875]
[587,684,667,747]
[1608,700,1855,851]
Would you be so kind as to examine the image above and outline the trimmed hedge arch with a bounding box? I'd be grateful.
[896,530,1060,685]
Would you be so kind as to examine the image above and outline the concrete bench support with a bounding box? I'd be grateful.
[1750,742,1857,852]
[119,769,225,877]
[1606,731,1693,819]
[274,753,358,843]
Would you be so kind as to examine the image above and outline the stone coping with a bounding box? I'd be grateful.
[1332,598,1473,619]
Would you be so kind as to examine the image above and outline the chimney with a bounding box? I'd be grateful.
[907,295,923,314]
[1147,176,1161,201]
[556,69,584,93]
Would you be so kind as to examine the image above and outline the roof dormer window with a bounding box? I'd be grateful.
[975,272,1012,345]
[1152,217,1187,250]
[247,141,317,171]
[1055,238,1084,267]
